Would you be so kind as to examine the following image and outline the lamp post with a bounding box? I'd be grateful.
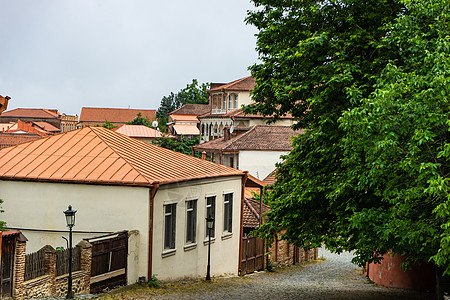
[63,205,77,299]
[205,215,214,281]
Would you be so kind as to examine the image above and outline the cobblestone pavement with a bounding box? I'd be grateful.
[100,247,435,300]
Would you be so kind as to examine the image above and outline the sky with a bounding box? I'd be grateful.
[0,0,259,116]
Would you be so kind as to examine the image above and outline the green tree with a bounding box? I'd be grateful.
[246,0,403,258]
[95,120,117,130]
[0,199,6,231]
[127,113,154,128]
[339,0,450,272]
[156,79,209,132]
[152,137,201,158]
[251,0,450,274]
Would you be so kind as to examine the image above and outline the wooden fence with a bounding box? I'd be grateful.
[24,248,46,281]
[56,247,81,276]
[24,246,82,281]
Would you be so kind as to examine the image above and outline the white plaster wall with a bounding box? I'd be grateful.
[237,91,252,107]
[239,151,289,179]
[0,180,150,284]
[248,118,296,127]
[152,176,242,281]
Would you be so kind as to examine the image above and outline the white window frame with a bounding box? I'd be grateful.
[185,199,197,245]
[223,193,233,234]
[164,203,177,251]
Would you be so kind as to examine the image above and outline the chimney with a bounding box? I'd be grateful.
[202,151,206,160]
[224,127,230,141]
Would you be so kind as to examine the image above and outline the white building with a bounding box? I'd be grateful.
[194,125,302,179]
[0,127,246,283]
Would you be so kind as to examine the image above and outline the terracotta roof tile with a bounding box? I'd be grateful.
[263,169,277,186]
[208,76,256,93]
[79,107,156,125]
[1,108,59,119]
[112,125,169,138]
[243,195,270,229]
[0,127,243,186]
[199,107,296,120]
[170,114,199,123]
[194,125,302,152]
[0,132,44,150]
[169,104,210,116]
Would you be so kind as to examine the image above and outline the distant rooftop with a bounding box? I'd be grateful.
[194,125,302,152]
[112,124,170,138]
[1,108,59,119]
[208,76,256,93]
[0,127,243,186]
[169,104,210,116]
[79,107,156,125]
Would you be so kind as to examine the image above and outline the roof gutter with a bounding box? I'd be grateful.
[238,171,249,275]
[148,182,159,280]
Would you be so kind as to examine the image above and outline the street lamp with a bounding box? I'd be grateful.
[63,205,77,299]
[205,215,214,281]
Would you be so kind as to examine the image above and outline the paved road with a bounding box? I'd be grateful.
[101,248,435,300]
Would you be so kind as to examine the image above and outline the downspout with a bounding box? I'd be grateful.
[238,171,249,275]
[220,150,223,165]
[259,186,263,226]
[149,182,159,280]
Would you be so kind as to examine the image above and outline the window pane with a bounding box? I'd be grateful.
[164,204,176,250]
[224,193,233,233]
[186,200,197,244]
[206,196,216,238]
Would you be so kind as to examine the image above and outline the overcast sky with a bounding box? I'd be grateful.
[0,0,259,116]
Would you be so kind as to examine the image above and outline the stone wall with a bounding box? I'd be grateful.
[268,233,318,266]
[14,240,92,299]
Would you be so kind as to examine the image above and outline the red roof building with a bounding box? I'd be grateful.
[79,107,156,127]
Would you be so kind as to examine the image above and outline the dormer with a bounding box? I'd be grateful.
[207,76,255,115]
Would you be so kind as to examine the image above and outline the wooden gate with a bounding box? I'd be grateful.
[86,231,128,293]
[0,234,16,298]
[240,236,265,275]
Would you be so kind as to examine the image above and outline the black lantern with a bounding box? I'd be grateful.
[205,215,214,281]
[63,205,77,299]
[64,205,77,228]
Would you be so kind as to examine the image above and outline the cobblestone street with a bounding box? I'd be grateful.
[100,247,435,300]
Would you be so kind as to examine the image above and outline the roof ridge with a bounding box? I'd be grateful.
[89,127,154,186]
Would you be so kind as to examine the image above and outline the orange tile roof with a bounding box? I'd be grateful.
[172,125,200,136]
[194,125,302,152]
[208,76,256,93]
[7,120,49,137]
[0,132,44,149]
[33,122,60,133]
[79,107,156,125]
[170,114,199,123]
[0,127,243,187]
[243,194,270,229]
[112,124,169,138]
[169,104,210,116]
[1,108,59,119]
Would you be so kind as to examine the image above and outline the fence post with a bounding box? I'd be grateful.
[77,240,92,294]
[13,240,26,298]
[42,245,57,296]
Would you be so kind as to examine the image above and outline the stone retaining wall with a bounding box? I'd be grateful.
[13,240,92,299]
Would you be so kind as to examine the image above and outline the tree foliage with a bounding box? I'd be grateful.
[127,112,154,128]
[156,79,209,132]
[152,137,201,158]
[248,0,450,271]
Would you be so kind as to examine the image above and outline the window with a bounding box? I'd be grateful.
[164,204,176,250]
[223,193,233,233]
[229,156,234,168]
[206,196,216,238]
[186,200,197,244]
[228,94,238,110]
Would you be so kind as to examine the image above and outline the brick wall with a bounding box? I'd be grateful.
[14,240,92,299]
[268,232,318,266]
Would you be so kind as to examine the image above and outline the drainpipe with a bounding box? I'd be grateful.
[259,187,263,227]
[220,150,223,165]
[238,171,249,275]
[148,182,159,281]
